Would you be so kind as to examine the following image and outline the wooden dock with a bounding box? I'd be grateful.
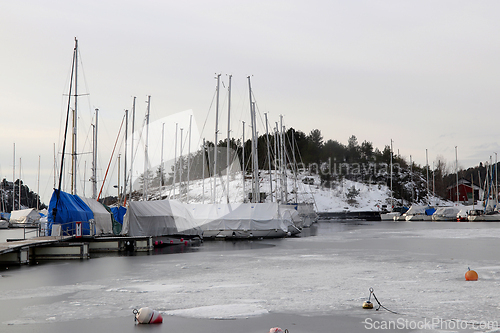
[0,235,153,266]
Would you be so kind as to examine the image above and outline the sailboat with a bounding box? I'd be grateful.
[48,38,117,237]
[468,160,500,221]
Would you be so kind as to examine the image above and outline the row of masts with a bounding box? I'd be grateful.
[58,38,302,206]
[134,74,302,205]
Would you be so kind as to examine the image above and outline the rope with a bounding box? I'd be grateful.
[97,114,125,201]
[366,287,497,330]
[368,287,401,315]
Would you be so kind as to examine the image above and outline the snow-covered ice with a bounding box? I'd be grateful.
[1,221,499,332]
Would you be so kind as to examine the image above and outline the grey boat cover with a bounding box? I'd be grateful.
[78,196,114,235]
[122,199,202,237]
[185,202,294,233]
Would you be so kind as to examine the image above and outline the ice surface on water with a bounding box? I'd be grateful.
[2,222,500,331]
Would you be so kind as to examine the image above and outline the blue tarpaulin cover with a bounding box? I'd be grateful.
[48,189,94,236]
[425,208,436,216]
[110,206,127,225]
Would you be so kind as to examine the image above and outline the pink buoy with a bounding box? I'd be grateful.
[134,307,163,324]
[269,328,283,333]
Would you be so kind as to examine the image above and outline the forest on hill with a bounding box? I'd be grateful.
[138,127,491,206]
[0,178,46,213]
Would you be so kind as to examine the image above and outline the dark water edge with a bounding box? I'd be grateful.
[2,311,415,333]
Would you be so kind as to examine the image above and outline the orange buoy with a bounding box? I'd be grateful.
[465,267,478,281]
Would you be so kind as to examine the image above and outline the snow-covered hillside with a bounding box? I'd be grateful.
[143,170,450,213]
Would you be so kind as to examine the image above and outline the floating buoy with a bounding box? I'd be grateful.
[133,307,163,324]
[269,328,288,333]
[363,301,373,309]
[465,267,478,281]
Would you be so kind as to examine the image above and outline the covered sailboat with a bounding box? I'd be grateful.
[48,189,94,236]
[431,206,460,221]
[121,199,202,237]
[78,196,114,235]
[404,205,434,221]
[9,208,41,226]
[186,202,296,238]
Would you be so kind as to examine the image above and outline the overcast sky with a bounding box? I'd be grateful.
[1,1,500,204]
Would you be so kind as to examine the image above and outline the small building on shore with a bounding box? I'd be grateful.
[447,179,483,204]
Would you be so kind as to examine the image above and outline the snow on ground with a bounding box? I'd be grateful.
[154,170,390,212]
[153,170,452,212]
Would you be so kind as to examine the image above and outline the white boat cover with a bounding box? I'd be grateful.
[78,196,113,235]
[186,202,294,233]
[432,206,460,219]
[405,205,428,216]
[9,208,40,224]
[122,199,202,237]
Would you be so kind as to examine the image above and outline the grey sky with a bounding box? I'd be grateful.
[1,1,499,204]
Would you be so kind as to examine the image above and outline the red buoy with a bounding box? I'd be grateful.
[134,307,163,324]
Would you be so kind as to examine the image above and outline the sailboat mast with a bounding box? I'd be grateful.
[495,152,498,206]
[91,108,98,199]
[18,158,21,208]
[123,109,128,205]
[264,113,273,202]
[173,123,178,199]
[129,97,136,202]
[143,95,151,200]
[160,122,165,191]
[117,154,121,202]
[71,38,78,195]
[242,121,245,201]
[426,148,429,203]
[12,143,15,211]
[187,115,192,203]
[455,146,458,205]
[37,155,40,210]
[226,75,232,204]
[291,128,298,204]
[214,74,221,203]
[390,139,393,208]
[202,138,206,204]
[180,128,184,200]
[53,143,56,189]
[248,76,259,202]
[275,123,282,203]
[281,117,287,203]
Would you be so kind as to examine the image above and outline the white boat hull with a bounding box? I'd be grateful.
[380,212,400,221]
[468,214,500,222]
[406,215,432,221]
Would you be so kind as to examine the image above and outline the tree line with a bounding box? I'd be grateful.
[137,127,489,205]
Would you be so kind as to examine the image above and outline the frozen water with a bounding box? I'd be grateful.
[1,221,500,332]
